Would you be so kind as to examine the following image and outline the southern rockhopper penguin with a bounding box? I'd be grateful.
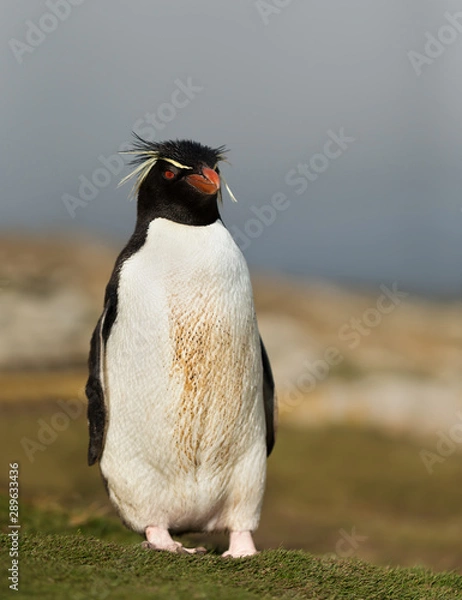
[85,137,277,557]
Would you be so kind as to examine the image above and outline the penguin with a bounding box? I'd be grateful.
[86,136,276,557]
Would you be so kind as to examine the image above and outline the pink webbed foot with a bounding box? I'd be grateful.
[143,526,206,555]
[222,531,259,558]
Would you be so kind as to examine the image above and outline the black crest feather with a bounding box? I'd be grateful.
[118,135,228,196]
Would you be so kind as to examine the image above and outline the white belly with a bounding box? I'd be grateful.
[100,218,266,533]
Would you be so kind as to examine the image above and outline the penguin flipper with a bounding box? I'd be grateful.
[260,336,277,456]
[86,308,109,466]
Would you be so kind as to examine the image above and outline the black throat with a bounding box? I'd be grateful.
[136,187,221,228]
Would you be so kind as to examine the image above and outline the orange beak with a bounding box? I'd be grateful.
[185,167,220,195]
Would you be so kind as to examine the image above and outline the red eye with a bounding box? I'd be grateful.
[164,170,175,180]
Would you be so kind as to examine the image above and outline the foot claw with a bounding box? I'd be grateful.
[142,540,207,555]
[142,540,182,553]
[222,550,259,558]
[178,545,207,555]
[141,541,155,550]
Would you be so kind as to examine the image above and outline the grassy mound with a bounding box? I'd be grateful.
[1,524,462,600]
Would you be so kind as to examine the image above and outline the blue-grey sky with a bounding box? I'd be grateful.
[2,1,461,296]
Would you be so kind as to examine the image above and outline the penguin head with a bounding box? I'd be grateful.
[119,137,237,226]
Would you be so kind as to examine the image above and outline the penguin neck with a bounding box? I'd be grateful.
[136,190,221,228]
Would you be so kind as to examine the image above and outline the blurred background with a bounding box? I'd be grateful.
[1,0,461,573]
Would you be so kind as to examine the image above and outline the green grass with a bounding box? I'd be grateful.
[1,530,461,599]
[1,396,462,598]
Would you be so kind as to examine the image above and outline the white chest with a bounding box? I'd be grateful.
[103,218,263,471]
